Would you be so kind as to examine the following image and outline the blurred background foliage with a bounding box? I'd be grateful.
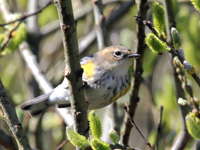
[0,0,200,149]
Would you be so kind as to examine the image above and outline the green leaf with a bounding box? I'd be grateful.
[190,0,200,13]
[152,2,166,36]
[91,138,111,150]
[186,113,200,139]
[88,110,102,139]
[145,33,170,53]
[109,129,119,144]
[66,127,90,149]
[1,22,27,56]
[171,27,182,49]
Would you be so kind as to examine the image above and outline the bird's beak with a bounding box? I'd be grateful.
[128,53,140,58]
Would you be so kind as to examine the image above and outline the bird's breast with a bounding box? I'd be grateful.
[85,72,131,109]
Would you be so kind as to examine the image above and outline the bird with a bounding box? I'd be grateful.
[20,46,140,115]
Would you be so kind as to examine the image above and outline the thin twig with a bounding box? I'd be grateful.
[155,106,163,150]
[39,0,130,39]
[1,21,22,50]
[39,2,93,38]
[0,0,53,26]
[92,0,107,50]
[142,0,193,148]
[162,0,191,149]
[121,0,147,146]
[124,106,153,150]
[79,0,135,54]
[56,139,69,150]
[137,16,200,87]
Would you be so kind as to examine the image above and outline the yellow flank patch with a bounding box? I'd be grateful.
[81,60,95,79]
[112,84,130,102]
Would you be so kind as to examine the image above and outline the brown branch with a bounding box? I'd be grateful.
[162,0,191,149]
[155,106,163,150]
[139,0,192,148]
[124,106,153,150]
[173,57,199,114]
[0,79,31,149]
[55,0,89,141]
[0,0,53,26]
[56,139,69,150]
[121,0,147,146]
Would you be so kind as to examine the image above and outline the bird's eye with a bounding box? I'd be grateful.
[114,50,122,57]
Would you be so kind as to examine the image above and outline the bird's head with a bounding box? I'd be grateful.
[96,46,140,70]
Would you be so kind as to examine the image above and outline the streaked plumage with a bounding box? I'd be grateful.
[20,46,140,115]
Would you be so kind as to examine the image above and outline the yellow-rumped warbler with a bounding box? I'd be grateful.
[20,46,140,115]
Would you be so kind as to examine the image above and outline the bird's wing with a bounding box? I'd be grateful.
[80,53,94,65]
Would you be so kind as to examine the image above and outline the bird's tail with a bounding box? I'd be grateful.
[20,92,53,116]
